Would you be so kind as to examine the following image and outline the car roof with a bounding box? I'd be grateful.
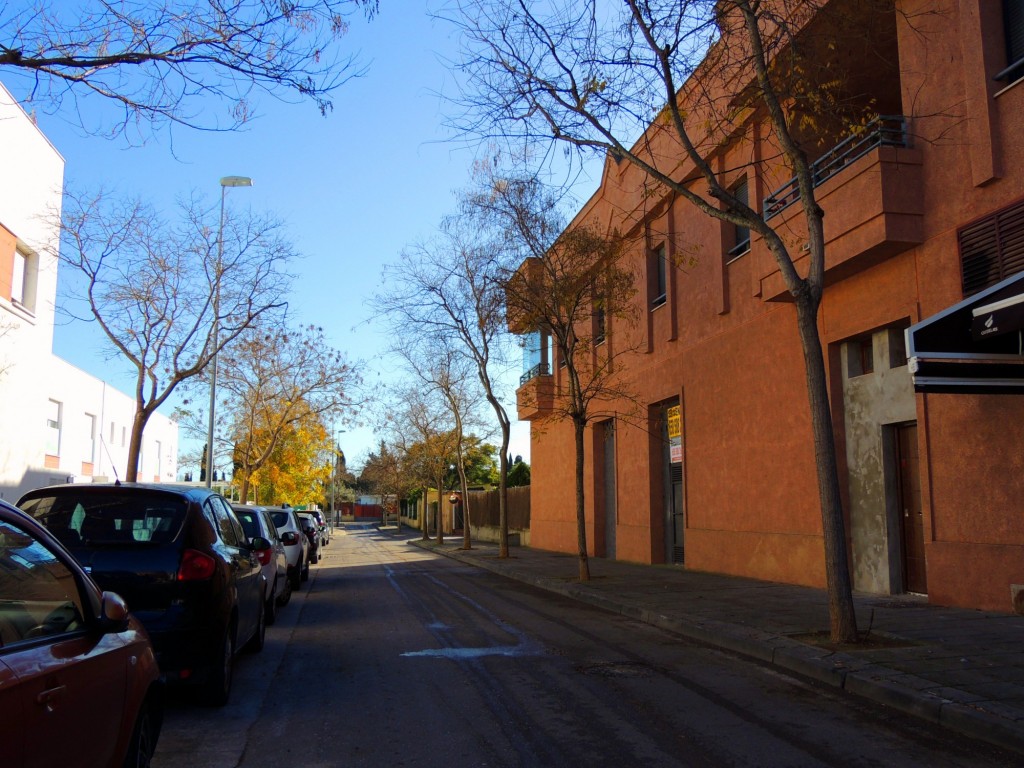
[19,481,218,504]
[232,503,269,512]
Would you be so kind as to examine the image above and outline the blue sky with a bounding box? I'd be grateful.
[2,2,573,471]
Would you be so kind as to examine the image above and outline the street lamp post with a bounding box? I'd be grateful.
[205,175,253,488]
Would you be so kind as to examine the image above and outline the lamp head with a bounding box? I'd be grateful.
[220,176,253,188]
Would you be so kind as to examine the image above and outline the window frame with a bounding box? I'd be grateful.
[45,400,62,457]
[996,1,1024,83]
[650,243,667,308]
[726,176,751,262]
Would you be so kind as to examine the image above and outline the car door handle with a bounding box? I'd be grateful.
[36,684,67,711]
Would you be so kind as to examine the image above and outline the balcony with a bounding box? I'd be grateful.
[755,115,924,301]
[516,365,555,421]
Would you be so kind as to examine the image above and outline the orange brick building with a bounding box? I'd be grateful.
[516,1,1024,613]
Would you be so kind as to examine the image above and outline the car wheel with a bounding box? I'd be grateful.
[204,626,234,707]
[289,561,301,590]
[277,577,292,606]
[122,697,158,768]
[309,549,318,565]
[301,561,309,582]
[245,596,266,654]
[265,578,278,626]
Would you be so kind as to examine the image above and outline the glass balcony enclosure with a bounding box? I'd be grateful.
[521,329,553,386]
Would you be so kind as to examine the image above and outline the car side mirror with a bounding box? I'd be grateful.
[98,591,131,633]
[249,535,271,551]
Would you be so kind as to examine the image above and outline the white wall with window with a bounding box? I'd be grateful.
[42,357,178,489]
[0,82,178,501]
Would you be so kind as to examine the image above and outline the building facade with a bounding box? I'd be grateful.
[0,83,178,502]
[517,1,1024,613]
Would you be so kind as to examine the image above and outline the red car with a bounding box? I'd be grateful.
[0,497,163,767]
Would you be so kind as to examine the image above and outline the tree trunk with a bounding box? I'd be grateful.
[459,464,472,551]
[239,472,252,504]
[574,418,590,581]
[794,295,859,644]
[421,488,429,541]
[125,409,149,482]
[436,481,444,546]
[497,445,509,558]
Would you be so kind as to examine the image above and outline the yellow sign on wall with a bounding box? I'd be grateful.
[667,404,682,463]
[667,405,681,439]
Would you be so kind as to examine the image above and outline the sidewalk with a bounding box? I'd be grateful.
[404,533,1024,755]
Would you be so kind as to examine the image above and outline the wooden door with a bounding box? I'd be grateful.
[897,423,926,594]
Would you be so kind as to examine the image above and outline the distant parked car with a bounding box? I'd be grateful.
[267,506,309,588]
[233,504,290,624]
[311,508,330,546]
[0,497,163,767]
[297,512,321,565]
[18,483,268,706]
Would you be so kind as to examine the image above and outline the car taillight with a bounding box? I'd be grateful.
[178,549,216,581]
[256,547,272,566]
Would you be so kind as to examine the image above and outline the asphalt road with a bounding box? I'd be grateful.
[152,526,1020,768]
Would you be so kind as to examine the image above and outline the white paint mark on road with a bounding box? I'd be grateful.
[401,643,541,659]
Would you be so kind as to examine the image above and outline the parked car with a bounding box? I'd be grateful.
[0,497,163,767]
[267,506,309,588]
[297,511,321,565]
[18,483,268,706]
[311,508,330,546]
[233,504,290,624]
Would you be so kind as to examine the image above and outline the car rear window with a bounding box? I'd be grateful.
[19,492,188,547]
[235,510,262,540]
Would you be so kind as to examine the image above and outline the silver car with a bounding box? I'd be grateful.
[266,506,309,590]
[233,505,290,624]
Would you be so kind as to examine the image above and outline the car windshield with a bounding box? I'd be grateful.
[19,492,187,547]
[270,511,292,528]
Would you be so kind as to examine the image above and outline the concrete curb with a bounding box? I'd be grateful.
[412,539,1024,756]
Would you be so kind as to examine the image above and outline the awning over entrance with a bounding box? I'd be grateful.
[907,271,1024,394]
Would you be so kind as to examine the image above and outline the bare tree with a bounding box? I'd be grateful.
[395,337,486,550]
[56,187,293,481]
[218,320,356,503]
[0,0,379,138]
[448,0,897,640]
[359,440,415,524]
[380,382,460,543]
[379,171,517,555]
[499,177,640,581]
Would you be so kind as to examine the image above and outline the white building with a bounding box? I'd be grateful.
[0,83,178,502]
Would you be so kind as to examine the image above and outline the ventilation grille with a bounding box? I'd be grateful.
[960,198,1024,296]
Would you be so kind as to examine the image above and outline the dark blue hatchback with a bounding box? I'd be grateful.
[18,483,268,705]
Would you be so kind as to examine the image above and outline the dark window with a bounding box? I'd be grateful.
[998,1,1024,82]
[651,244,667,307]
[236,510,261,540]
[727,177,751,260]
[208,498,240,546]
[594,299,606,344]
[847,335,875,378]
[260,512,280,542]
[959,197,1024,296]
[0,518,86,645]
[888,321,910,368]
[20,492,187,546]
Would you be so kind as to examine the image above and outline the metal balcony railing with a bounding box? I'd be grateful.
[764,115,909,219]
[520,362,551,386]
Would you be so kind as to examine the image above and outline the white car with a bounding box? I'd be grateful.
[233,505,290,624]
[265,506,310,589]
